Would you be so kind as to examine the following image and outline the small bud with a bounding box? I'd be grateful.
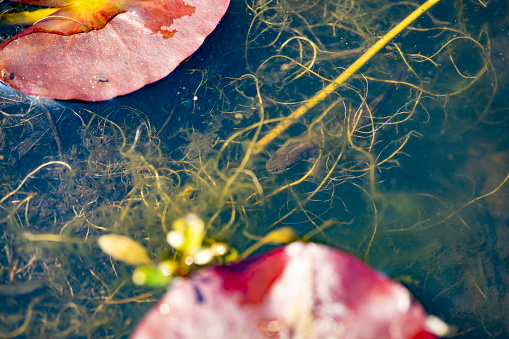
[193,248,213,265]
[158,260,178,277]
[212,243,227,256]
[98,234,152,266]
[167,230,185,249]
[184,256,194,266]
[133,266,171,287]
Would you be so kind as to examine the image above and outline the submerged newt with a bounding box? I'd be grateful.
[266,72,402,174]
[0,280,44,297]
[266,139,320,174]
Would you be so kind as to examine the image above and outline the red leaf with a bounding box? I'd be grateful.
[0,0,229,101]
[216,247,290,304]
[131,243,439,339]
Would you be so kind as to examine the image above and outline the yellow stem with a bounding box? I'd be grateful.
[254,0,442,153]
[0,8,61,26]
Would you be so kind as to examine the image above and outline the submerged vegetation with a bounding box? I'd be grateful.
[0,0,508,337]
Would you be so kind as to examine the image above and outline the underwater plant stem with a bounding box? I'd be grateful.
[0,161,72,205]
[0,297,40,338]
[240,227,296,259]
[156,101,176,138]
[254,0,442,153]
[43,106,64,161]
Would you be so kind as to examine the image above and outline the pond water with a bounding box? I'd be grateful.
[0,0,508,338]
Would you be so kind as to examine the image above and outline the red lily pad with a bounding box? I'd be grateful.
[131,242,441,339]
[0,0,230,101]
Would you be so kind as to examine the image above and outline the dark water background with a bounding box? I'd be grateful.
[0,0,508,338]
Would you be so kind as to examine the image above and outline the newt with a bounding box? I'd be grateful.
[266,138,321,174]
[0,280,44,297]
[266,71,402,174]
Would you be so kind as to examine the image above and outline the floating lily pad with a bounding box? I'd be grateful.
[131,242,441,339]
[0,0,230,101]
